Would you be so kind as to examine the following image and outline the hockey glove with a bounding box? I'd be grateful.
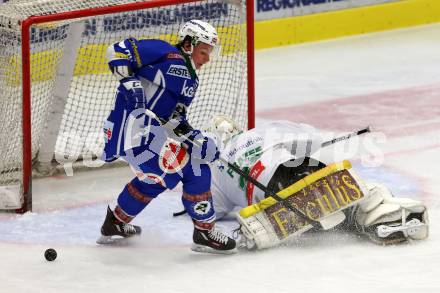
[118,77,146,109]
[166,103,195,137]
[182,130,220,163]
[163,115,194,142]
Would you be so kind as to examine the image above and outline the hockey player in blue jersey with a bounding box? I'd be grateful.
[97,20,236,254]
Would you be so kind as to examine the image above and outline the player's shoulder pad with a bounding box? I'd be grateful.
[136,39,198,104]
[137,39,185,65]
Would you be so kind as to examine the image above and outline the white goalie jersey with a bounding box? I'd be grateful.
[207,118,428,249]
[210,120,323,219]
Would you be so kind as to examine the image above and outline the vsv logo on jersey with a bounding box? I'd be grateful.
[181,79,197,98]
[166,64,191,79]
[159,140,189,174]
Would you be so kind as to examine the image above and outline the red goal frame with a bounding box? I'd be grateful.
[19,0,255,213]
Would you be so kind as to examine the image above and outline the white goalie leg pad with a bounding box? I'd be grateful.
[236,212,280,250]
[355,183,429,243]
[319,211,346,230]
[236,211,312,250]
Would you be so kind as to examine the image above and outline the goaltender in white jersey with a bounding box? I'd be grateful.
[211,119,323,219]
[206,116,429,250]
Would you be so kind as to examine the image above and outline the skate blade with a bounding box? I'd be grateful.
[96,235,134,246]
[191,243,238,255]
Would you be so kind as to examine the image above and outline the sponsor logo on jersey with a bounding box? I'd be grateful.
[246,160,266,205]
[166,64,191,79]
[228,136,264,157]
[114,52,129,60]
[181,79,197,98]
[127,38,142,68]
[159,139,189,173]
[103,120,114,143]
[193,201,211,216]
[166,53,185,61]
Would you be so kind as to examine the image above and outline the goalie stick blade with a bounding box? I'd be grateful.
[191,243,238,255]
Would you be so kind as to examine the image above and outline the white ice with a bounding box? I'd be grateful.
[1,24,440,293]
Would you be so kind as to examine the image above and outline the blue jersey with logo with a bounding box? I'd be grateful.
[103,38,199,161]
[109,38,198,120]
[103,38,216,225]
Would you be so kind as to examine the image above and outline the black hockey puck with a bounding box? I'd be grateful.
[44,248,57,261]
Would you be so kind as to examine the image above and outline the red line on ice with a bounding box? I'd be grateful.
[257,83,440,137]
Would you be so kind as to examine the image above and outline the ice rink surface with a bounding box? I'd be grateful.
[1,24,440,292]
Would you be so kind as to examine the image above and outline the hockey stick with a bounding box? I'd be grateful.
[321,126,371,147]
[172,209,187,217]
[144,109,321,227]
[171,124,371,218]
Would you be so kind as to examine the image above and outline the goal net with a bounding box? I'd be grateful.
[0,0,254,212]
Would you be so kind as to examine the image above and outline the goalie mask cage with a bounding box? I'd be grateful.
[0,0,254,213]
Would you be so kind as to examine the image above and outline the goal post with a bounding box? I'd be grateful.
[0,0,254,213]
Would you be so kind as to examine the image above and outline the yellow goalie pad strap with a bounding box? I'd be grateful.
[239,160,352,218]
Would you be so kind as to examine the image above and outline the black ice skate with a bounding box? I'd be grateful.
[96,206,142,245]
[192,226,237,254]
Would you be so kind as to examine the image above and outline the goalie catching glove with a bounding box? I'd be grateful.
[348,183,429,245]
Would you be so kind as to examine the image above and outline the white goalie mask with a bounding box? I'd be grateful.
[208,115,241,146]
[178,19,220,56]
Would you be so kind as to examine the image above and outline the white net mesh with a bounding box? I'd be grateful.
[0,0,250,210]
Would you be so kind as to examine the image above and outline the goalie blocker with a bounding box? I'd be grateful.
[236,160,428,249]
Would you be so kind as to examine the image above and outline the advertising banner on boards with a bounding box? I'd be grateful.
[255,0,402,21]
